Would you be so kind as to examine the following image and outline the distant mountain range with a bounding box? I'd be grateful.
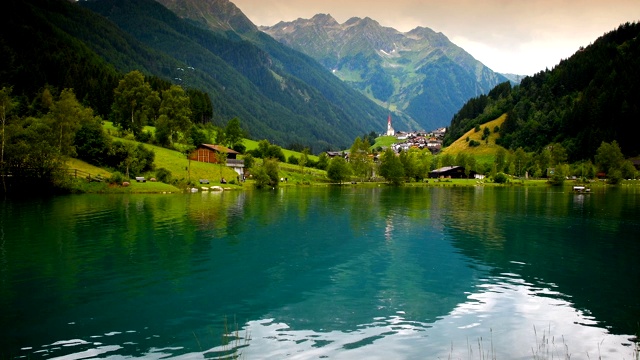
[261,14,511,131]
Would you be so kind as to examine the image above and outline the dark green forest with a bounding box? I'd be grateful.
[444,22,640,162]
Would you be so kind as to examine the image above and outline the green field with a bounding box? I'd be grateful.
[371,136,396,149]
[242,139,319,163]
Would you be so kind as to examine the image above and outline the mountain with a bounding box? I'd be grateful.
[261,14,509,131]
[444,22,640,161]
[151,0,417,136]
[1,0,391,153]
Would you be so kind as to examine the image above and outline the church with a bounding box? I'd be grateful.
[386,114,395,136]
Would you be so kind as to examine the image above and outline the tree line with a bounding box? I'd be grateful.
[321,135,638,186]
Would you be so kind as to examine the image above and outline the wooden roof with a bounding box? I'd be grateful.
[198,144,239,155]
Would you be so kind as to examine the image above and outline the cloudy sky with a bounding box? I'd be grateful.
[231,0,639,75]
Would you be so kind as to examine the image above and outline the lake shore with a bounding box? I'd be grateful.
[69,176,640,194]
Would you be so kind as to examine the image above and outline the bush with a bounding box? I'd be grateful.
[136,130,153,144]
[493,172,508,184]
[109,171,125,185]
[469,140,480,147]
[156,168,172,184]
[481,127,491,140]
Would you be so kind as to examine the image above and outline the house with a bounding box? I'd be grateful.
[190,144,244,177]
[326,151,347,158]
[429,166,475,179]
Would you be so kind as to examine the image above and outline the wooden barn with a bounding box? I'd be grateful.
[190,144,245,177]
[189,144,238,163]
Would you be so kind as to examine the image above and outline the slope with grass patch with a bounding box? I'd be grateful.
[442,114,508,164]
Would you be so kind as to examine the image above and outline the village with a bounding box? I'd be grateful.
[383,115,446,155]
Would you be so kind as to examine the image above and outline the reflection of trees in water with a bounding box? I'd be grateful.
[441,187,640,337]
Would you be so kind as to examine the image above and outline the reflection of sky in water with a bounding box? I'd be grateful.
[225,274,635,360]
[56,272,630,360]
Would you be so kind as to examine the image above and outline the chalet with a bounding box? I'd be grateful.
[429,166,476,179]
[190,144,244,177]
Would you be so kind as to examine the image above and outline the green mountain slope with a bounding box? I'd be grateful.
[261,14,509,131]
[81,0,390,152]
[0,0,390,153]
[444,22,640,161]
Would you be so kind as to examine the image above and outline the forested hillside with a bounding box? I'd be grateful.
[80,0,389,152]
[0,0,390,153]
[444,22,640,161]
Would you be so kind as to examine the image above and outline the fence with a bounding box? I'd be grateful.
[67,168,105,182]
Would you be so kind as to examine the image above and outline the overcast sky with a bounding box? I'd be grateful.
[231,0,639,75]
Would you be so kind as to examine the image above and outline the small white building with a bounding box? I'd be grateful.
[386,114,395,136]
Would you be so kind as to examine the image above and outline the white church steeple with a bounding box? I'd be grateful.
[386,113,395,136]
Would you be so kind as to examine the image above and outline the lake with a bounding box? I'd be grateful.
[1,186,639,359]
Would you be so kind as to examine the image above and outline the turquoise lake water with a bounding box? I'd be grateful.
[1,186,639,359]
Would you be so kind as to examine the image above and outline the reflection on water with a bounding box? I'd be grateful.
[1,187,639,359]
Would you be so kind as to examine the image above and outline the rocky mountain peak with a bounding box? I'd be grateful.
[310,13,339,26]
[262,13,508,131]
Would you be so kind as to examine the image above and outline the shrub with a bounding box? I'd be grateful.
[109,171,125,185]
[481,127,491,140]
[469,140,480,147]
[156,168,172,184]
[494,172,508,184]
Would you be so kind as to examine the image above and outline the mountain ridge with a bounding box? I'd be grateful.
[261,13,509,131]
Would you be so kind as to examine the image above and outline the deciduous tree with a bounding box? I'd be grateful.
[379,148,404,185]
[156,85,192,145]
[327,156,351,184]
[112,71,157,136]
[224,117,244,149]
